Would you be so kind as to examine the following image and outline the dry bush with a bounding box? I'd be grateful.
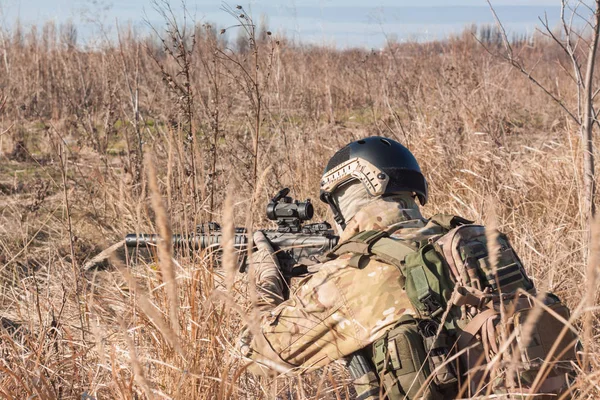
[0,13,597,400]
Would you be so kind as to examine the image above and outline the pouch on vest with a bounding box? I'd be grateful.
[402,244,455,319]
[372,318,446,400]
[456,293,580,397]
[509,297,580,394]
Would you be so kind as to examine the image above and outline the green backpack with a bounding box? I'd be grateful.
[330,215,580,399]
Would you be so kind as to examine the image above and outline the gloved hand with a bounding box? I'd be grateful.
[250,231,286,315]
[238,231,288,372]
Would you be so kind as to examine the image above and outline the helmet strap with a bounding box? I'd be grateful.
[323,192,346,230]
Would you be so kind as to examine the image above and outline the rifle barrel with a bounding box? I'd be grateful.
[125,233,249,250]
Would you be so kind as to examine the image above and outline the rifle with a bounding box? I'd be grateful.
[125,188,378,397]
[125,188,339,279]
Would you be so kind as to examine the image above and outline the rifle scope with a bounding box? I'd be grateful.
[266,188,314,222]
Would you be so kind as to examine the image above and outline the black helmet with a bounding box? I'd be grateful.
[320,136,427,227]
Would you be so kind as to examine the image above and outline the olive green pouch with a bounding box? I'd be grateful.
[419,320,458,390]
[372,319,443,400]
[402,244,455,318]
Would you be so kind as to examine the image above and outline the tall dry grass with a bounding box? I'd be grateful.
[0,13,597,399]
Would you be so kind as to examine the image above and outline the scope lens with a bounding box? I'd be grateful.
[266,202,277,220]
[298,202,314,220]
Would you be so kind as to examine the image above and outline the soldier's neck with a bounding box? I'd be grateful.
[339,195,424,242]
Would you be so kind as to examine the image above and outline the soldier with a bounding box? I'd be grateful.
[239,136,578,399]
[239,136,442,398]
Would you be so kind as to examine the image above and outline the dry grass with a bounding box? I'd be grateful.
[0,15,598,399]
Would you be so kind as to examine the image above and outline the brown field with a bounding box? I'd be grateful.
[0,10,598,400]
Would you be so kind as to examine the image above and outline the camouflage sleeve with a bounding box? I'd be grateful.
[241,256,415,375]
[251,231,286,316]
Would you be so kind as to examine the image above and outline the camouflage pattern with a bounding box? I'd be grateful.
[241,195,432,374]
[252,231,286,315]
[334,181,377,224]
[339,195,424,242]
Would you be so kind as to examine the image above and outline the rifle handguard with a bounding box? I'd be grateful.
[125,233,249,250]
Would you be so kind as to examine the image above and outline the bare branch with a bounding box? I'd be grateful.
[486,0,513,59]
[486,1,580,124]
[579,1,600,271]
[539,14,571,57]
[556,59,578,84]
[557,3,586,120]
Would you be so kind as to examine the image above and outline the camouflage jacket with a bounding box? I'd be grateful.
[241,196,449,375]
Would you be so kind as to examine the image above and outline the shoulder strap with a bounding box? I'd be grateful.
[370,237,416,268]
[428,214,473,231]
[330,230,388,257]
[328,229,417,269]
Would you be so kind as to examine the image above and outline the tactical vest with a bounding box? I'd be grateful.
[329,214,580,400]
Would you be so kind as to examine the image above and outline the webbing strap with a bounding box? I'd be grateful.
[457,308,498,350]
[331,241,369,257]
[428,214,474,230]
[355,387,380,400]
[373,338,388,372]
[330,230,388,257]
[348,254,370,269]
[410,266,431,303]
[452,286,490,308]
[486,316,499,354]
[456,308,498,395]
[354,229,388,243]
[370,237,416,268]
[329,230,416,270]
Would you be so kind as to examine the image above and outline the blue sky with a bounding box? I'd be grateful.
[0,0,571,47]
